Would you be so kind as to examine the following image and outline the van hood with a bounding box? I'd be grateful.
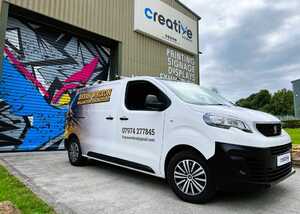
[188,104,280,123]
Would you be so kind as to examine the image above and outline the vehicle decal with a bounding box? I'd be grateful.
[121,127,156,142]
[77,89,112,105]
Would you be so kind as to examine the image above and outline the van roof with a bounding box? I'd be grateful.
[77,76,198,93]
[78,76,160,91]
[79,76,198,90]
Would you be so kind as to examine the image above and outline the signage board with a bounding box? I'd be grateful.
[160,48,196,83]
[134,0,198,54]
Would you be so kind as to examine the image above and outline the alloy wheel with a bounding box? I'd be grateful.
[174,159,207,196]
[69,142,79,162]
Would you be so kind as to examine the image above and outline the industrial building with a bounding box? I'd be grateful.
[292,79,300,118]
[0,0,200,151]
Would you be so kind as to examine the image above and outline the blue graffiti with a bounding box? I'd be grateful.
[0,57,67,151]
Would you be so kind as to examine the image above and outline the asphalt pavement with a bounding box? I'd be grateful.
[0,151,299,214]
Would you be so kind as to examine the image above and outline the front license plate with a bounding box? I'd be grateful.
[277,153,291,167]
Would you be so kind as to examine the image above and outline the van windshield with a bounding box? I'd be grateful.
[161,80,233,106]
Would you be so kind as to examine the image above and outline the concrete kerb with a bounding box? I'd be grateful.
[292,145,300,167]
[0,156,76,214]
[292,158,300,167]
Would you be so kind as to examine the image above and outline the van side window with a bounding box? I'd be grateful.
[125,81,170,111]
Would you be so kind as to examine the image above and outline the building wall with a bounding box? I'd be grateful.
[0,1,8,73]
[292,79,300,118]
[2,0,199,83]
[0,0,199,151]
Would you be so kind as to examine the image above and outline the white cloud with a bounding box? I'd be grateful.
[182,0,265,35]
[261,14,300,53]
[180,0,300,101]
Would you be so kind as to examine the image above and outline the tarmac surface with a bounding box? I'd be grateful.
[0,151,299,214]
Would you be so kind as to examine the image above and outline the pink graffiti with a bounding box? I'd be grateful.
[65,57,99,84]
[52,57,99,104]
[4,47,100,104]
[52,83,80,103]
[4,47,50,98]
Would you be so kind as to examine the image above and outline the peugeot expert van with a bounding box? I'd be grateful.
[64,76,295,203]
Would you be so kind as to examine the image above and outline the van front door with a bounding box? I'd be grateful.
[116,80,171,174]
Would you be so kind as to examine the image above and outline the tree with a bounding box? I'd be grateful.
[236,90,271,111]
[251,90,272,110]
[236,89,294,116]
[268,89,294,116]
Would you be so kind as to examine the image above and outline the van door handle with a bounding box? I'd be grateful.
[120,117,128,121]
[105,116,114,120]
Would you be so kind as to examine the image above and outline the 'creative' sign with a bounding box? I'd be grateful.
[134,0,198,54]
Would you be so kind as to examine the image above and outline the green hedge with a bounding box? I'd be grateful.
[282,120,300,128]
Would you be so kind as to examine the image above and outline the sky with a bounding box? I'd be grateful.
[180,0,300,102]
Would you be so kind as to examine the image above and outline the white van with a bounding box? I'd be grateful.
[65,76,295,203]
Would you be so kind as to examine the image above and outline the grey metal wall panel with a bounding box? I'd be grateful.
[292,80,300,118]
[0,0,9,78]
[6,0,199,83]
[165,0,199,20]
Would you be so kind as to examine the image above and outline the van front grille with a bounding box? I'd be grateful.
[248,161,292,183]
[270,143,292,155]
[247,144,292,183]
[213,143,293,185]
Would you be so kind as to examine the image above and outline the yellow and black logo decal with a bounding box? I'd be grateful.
[77,88,112,105]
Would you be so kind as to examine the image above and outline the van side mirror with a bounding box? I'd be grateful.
[145,94,165,111]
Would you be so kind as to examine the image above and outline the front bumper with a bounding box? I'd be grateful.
[209,142,295,188]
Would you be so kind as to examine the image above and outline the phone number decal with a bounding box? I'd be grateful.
[122,128,155,136]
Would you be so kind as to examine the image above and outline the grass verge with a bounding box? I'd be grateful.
[0,164,55,214]
[284,128,300,144]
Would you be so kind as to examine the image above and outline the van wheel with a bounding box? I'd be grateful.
[167,151,216,203]
[67,138,87,166]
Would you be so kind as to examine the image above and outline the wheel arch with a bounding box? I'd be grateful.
[64,133,79,150]
[163,144,207,179]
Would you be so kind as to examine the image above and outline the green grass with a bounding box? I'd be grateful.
[0,165,55,214]
[285,128,300,144]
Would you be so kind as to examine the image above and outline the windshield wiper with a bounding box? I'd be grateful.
[205,103,225,106]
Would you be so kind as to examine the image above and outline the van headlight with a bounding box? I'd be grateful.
[203,113,252,133]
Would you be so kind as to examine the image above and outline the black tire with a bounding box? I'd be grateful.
[67,138,87,166]
[167,150,216,204]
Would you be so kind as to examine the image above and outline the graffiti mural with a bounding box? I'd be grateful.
[0,17,111,151]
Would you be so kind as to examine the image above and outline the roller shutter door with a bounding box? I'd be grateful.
[0,16,112,151]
